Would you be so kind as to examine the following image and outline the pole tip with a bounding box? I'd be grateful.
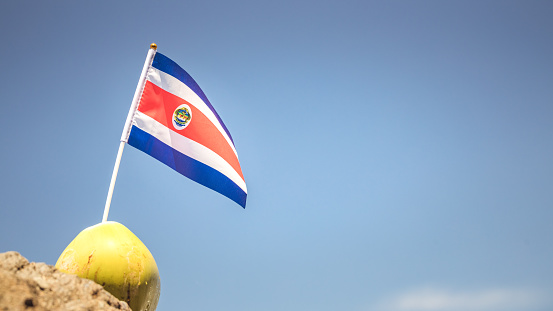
[150,43,157,50]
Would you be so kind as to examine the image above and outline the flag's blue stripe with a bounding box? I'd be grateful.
[128,125,247,208]
[151,53,235,145]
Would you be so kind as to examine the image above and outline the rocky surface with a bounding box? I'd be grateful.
[0,251,131,311]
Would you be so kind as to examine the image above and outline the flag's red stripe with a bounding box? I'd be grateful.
[137,81,244,180]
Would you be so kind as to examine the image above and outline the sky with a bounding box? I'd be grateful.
[1,1,552,310]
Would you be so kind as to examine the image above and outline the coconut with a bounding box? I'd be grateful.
[56,221,160,311]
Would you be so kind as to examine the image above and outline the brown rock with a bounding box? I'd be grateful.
[0,251,131,311]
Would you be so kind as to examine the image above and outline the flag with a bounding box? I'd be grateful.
[122,51,247,208]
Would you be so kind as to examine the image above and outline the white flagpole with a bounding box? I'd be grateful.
[102,43,158,223]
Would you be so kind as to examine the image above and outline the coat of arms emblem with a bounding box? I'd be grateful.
[172,104,192,130]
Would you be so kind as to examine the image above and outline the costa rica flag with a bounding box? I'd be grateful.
[121,50,247,208]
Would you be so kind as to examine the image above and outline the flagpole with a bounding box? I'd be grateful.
[102,141,125,222]
[102,43,158,223]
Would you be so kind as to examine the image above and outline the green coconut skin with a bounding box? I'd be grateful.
[55,221,160,311]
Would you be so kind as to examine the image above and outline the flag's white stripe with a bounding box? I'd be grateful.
[132,111,247,193]
[147,67,239,157]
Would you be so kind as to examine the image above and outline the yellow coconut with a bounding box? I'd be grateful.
[55,221,160,311]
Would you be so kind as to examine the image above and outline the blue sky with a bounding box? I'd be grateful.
[1,1,552,310]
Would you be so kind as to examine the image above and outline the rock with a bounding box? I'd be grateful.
[0,251,131,311]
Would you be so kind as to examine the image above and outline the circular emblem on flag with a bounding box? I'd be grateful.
[172,104,192,130]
